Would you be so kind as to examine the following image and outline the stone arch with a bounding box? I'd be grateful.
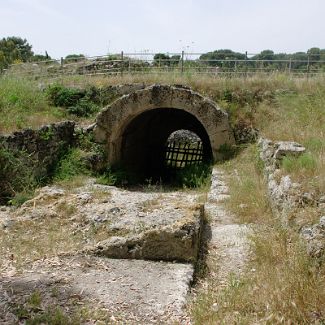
[94,84,234,174]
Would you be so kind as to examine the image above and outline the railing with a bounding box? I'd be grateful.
[3,51,325,79]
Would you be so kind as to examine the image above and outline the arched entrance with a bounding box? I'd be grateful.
[94,84,234,178]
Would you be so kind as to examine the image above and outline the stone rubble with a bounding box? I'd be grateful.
[258,137,325,258]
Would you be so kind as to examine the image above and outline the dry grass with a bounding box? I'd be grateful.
[0,216,84,270]
[221,145,272,225]
[191,227,325,324]
[191,145,325,324]
[255,86,325,196]
[140,198,161,213]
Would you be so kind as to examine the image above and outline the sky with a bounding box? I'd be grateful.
[0,0,324,59]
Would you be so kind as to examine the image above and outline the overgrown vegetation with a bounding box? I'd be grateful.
[175,163,212,189]
[0,76,65,133]
[0,145,37,205]
[53,148,89,182]
[46,84,100,117]
[191,145,325,324]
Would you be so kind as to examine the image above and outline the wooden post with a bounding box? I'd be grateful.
[60,57,64,76]
[289,58,292,74]
[245,51,248,77]
[181,50,184,74]
[121,51,124,76]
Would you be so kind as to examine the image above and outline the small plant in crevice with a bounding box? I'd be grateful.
[96,166,140,187]
[217,143,239,161]
[96,168,117,186]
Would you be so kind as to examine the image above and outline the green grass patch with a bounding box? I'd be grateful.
[0,76,66,132]
[175,163,212,189]
[282,153,317,173]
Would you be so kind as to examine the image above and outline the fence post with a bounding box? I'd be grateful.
[121,51,124,76]
[181,50,184,74]
[288,58,292,74]
[60,57,64,76]
[245,51,248,77]
[307,54,310,78]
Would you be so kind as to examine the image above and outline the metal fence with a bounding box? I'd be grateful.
[3,51,325,79]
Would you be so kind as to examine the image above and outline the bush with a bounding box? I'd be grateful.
[96,166,139,186]
[46,84,100,117]
[0,146,37,204]
[54,149,88,181]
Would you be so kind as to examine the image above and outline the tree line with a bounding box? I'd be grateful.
[1,36,325,72]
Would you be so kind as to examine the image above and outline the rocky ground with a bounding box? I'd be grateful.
[0,179,202,323]
[0,170,251,324]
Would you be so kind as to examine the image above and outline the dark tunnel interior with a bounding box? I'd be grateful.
[120,108,213,181]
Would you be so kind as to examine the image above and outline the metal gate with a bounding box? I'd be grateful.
[165,141,204,168]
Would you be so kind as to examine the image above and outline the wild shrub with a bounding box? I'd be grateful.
[46,84,100,117]
[217,143,239,161]
[0,145,37,204]
[53,148,88,181]
[96,166,139,186]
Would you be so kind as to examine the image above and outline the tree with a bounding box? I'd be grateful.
[199,49,245,68]
[252,50,275,61]
[307,47,321,61]
[64,54,85,63]
[170,55,180,66]
[153,53,170,66]
[32,53,52,62]
[0,36,34,70]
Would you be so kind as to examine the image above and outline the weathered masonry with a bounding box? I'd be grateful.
[94,84,234,177]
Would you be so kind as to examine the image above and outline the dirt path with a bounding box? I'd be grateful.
[204,168,251,284]
[188,167,251,321]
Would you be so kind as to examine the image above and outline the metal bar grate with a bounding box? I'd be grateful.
[165,141,203,168]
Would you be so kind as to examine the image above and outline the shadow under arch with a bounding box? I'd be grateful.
[120,107,213,179]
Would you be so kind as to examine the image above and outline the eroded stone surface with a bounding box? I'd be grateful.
[301,216,325,258]
[258,137,324,259]
[2,179,202,263]
[0,179,200,323]
[91,212,201,262]
[0,255,193,324]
